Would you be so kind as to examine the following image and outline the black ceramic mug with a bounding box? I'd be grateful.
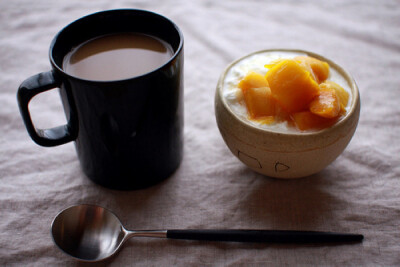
[17,9,184,190]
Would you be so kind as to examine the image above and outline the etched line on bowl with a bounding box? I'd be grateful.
[275,162,290,172]
[237,150,262,169]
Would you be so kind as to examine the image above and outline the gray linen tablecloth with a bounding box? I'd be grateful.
[1,0,400,266]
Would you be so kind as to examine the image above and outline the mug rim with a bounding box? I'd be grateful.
[49,9,184,84]
[216,48,360,137]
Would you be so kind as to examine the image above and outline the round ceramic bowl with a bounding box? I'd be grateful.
[215,49,360,178]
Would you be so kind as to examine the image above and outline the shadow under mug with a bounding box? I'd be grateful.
[17,9,184,190]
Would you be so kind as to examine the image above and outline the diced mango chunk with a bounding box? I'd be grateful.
[266,59,319,113]
[242,86,277,118]
[238,72,277,118]
[238,72,269,92]
[294,56,330,83]
[319,81,349,113]
[292,111,337,131]
[264,59,285,69]
[309,88,340,118]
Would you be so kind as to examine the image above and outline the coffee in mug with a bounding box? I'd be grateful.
[63,33,174,81]
[17,10,184,190]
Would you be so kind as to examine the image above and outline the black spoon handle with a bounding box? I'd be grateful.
[167,229,363,243]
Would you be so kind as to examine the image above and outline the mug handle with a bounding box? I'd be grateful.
[17,71,77,147]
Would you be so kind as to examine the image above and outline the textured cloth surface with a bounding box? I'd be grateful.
[1,0,400,266]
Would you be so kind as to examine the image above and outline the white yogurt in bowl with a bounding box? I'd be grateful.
[222,51,352,133]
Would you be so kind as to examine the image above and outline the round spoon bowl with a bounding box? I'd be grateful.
[51,204,126,262]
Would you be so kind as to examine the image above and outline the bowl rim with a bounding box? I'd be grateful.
[216,48,360,137]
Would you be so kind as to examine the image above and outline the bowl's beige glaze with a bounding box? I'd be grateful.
[215,49,360,178]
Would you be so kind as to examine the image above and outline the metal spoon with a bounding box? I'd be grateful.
[51,204,363,262]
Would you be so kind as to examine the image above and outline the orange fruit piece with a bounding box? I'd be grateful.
[319,81,349,114]
[238,72,269,92]
[242,86,277,118]
[266,59,319,113]
[238,72,277,118]
[292,111,337,131]
[294,56,330,84]
[309,88,341,118]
